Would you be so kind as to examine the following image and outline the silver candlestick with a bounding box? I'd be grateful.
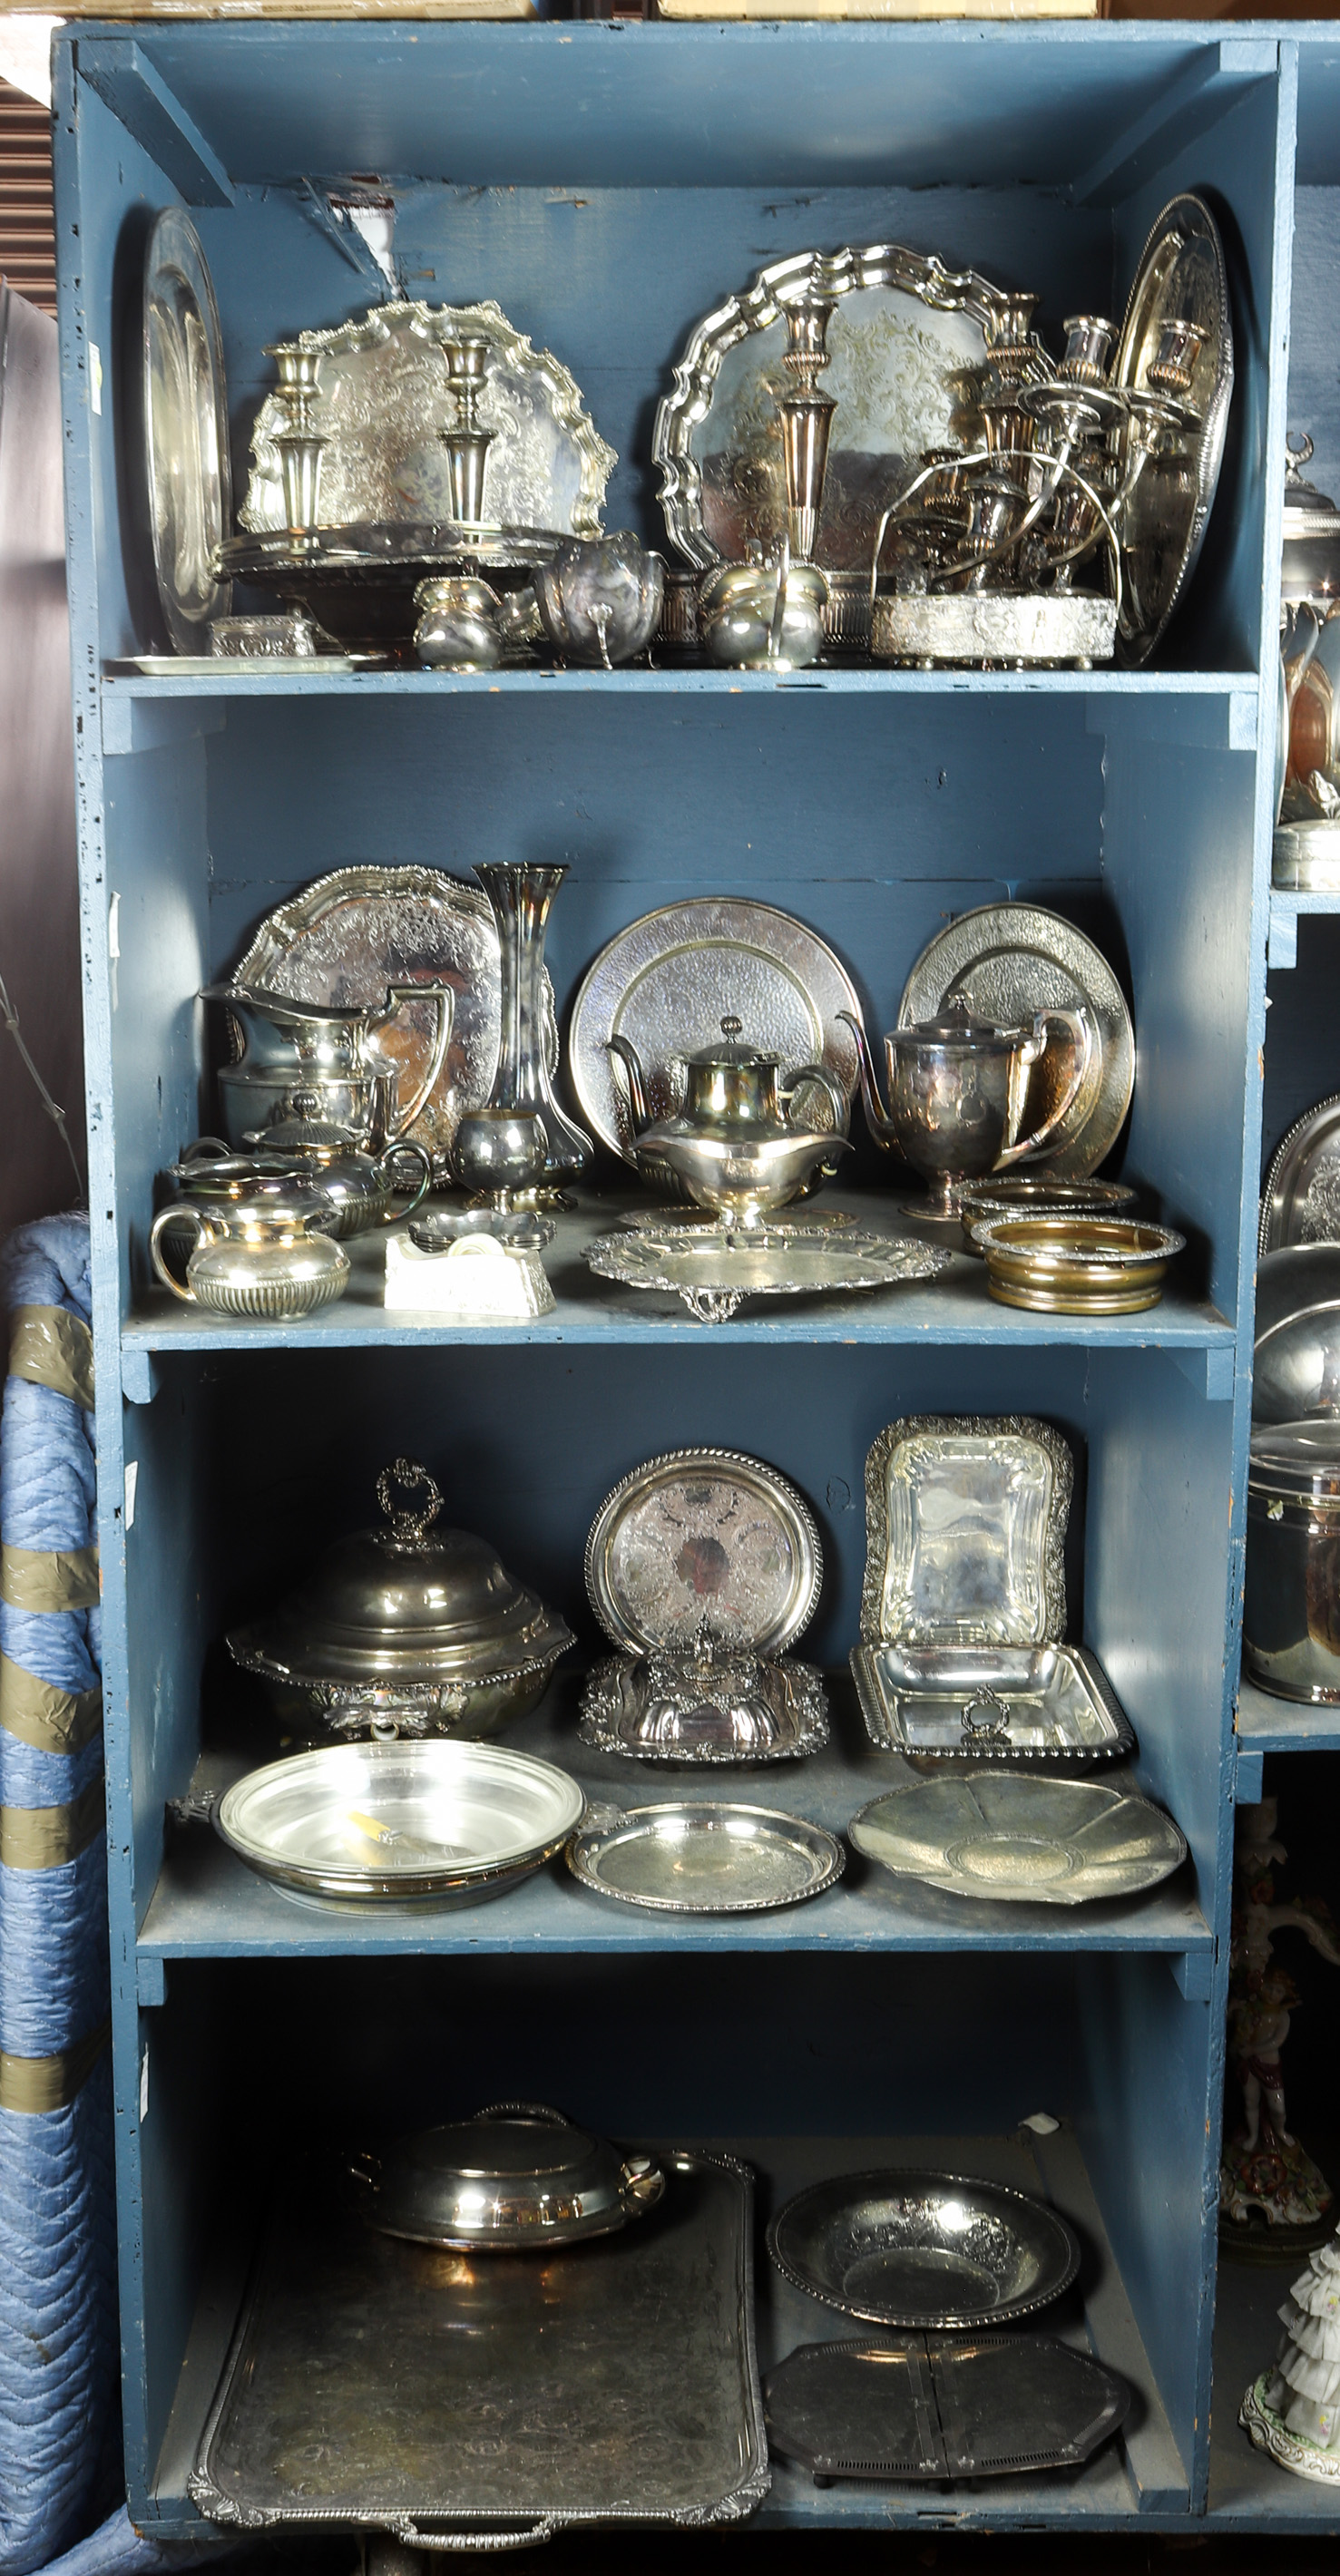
[439,335,495,528]
[777,295,837,567]
[265,345,326,537]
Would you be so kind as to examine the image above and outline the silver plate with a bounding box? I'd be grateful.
[142,207,232,651]
[214,1738,584,1908]
[652,243,1017,573]
[1259,1095,1340,1256]
[897,903,1134,1180]
[765,2332,1129,2484]
[567,1800,845,1913]
[859,1415,1072,1650]
[240,299,613,538]
[1112,194,1233,664]
[230,864,558,1176]
[584,1224,949,1325]
[570,898,862,1166]
[584,1447,822,1655]
[850,1641,1136,1767]
[848,1771,1188,1907]
[579,1651,829,1764]
[767,2168,1080,2331]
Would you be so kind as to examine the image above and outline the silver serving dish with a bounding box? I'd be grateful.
[355,2104,664,2251]
[1259,1095,1340,1255]
[1253,1244,1340,1424]
[767,2169,1080,2331]
[142,208,231,652]
[567,1801,845,1914]
[851,1641,1135,1767]
[1244,1418,1340,1704]
[213,1737,584,1908]
[619,1204,856,1235]
[584,1448,822,1656]
[580,1645,828,1764]
[217,520,558,658]
[765,2332,1129,2485]
[227,1458,572,1736]
[858,1416,1072,1654]
[1111,193,1233,663]
[972,1213,1184,1316]
[849,1771,1187,1906]
[585,1223,948,1326]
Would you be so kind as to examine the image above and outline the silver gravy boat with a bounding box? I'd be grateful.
[839,996,1092,1219]
[609,1016,848,1227]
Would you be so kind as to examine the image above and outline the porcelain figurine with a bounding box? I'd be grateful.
[1242,2227,1340,2481]
[1220,1798,1340,2254]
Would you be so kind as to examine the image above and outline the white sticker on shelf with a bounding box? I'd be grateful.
[89,344,102,416]
[139,2044,149,2123]
[107,892,119,1011]
[1020,2111,1061,2135]
[123,1460,137,1529]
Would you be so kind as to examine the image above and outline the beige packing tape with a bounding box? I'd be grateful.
[7,1305,95,1412]
[0,1656,102,1755]
[0,2019,112,2115]
[0,1773,105,1870]
[0,1545,100,1614]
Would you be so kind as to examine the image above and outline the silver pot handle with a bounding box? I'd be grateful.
[474,2102,570,2129]
[619,2154,666,2215]
[149,1203,211,1303]
[994,1007,1093,1170]
[781,1060,848,1134]
[377,1138,433,1224]
[397,2522,557,2554]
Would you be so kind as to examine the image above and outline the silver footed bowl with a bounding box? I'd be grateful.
[767,2168,1081,2331]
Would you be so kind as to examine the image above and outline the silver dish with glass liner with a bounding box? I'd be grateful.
[849,1771,1187,1907]
[353,2104,664,2251]
[767,2168,1080,2332]
[568,1800,844,1914]
[1244,1419,1340,1705]
[142,208,231,653]
[213,1737,585,1909]
[584,1221,948,1326]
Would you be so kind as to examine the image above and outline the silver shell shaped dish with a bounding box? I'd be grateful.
[213,1738,585,1908]
[356,2105,665,2253]
[850,1641,1135,1767]
[765,2331,1129,2485]
[1259,1094,1340,1257]
[584,1447,822,1656]
[584,1224,949,1325]
[848,1771,1188,1907]
[580,1650,829,1764]
[142,207,232,651]
[897,904,1134,1182]
[859,1414,1072,1653]
[567,1801,845,1913]
[767,2169,1080,2332]
[1112,194,1234,664]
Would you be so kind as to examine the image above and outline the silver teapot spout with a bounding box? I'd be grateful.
[607,1033,651,1136]
[837,1009,898,1148]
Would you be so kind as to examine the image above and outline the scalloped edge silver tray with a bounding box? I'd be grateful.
[1259,1093,1340,1257]
[583,1447,822,1656]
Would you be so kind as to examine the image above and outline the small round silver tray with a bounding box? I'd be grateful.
[767,2169,1080,2330]
[848,1771,1187,1907]
[215,1738,584,1908]
[567,1800,845,1913]
[584,1446,822,1657]
[585,1225,948,1324]
[579,1650,828,1763]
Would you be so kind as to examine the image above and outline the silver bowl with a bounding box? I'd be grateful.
[767,2168,1081,2331]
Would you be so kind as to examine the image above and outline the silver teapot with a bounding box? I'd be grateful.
[839,996,1091,1219]
[240,1098,433,1236]
[609,1016,847,1227]
[699,549,827,674]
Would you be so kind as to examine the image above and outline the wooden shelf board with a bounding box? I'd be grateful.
[1236,1678,1340,1757]
[103,666,1255,700]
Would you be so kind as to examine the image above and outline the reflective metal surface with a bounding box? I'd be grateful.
[1245,1419,1340,1704]
[584,1222,949,1325]
[1252,1245,1340,1425]
[214,1737,584,1907]
[567,1800,844,1912]
[699,554,827,673]
[973,1213,1184,1314]
[580,1646,829,1763]
[1112,194,1233,662]
[533,532,664,666]
[357,2106,664,2251]
[765,2332,1129,2484]
[583,1447,822,1655]
[858,1416,1072,1651]
[1259,1095,1340,1255]
[767,2168,1080,2330]
[872,592,1116,669]
[1279,432,1340,609]
[959,1174,1137,1253]
[469,862,592,1192]
[843,996,1091,1220]
[148,1189,349,1320]
[142,208,231,651]
[849,1772,1188,1906]
[207,976,453,1155]
[850,1640,1136,1765]
[189,2152,769,2538]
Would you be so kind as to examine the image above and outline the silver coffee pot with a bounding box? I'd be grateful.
[839,996,1091,1219]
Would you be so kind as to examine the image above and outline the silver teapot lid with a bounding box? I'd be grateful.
[684,1015,778,1072]
[245,1090,367,1158]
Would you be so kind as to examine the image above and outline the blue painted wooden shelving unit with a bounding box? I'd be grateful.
[51,15,1340,2538]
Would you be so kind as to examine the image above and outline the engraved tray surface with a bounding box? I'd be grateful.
[1258,1093,1340,1257]
[190,2152,768,2537]
[859,1415,1072,1653]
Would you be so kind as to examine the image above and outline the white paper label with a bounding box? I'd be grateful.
[139,2045,149,2123]
[124,1460,138,1529]
[89,343,103,416]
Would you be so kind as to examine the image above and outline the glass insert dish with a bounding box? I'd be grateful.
[850,1642,1135,1767]
[848,1771,1188,1907]
[858,1415,1072,1652]
[584,1448,821,1656]
[566,1801,845,1914]
[765,2332,1129,2484]
[767,2169,1080,2331]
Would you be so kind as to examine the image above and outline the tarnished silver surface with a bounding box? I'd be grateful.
[972,1213,1184,1315]
[572,899,861,1166]
[240,300,614,538]
[142,208,231,650]
[850,1640,1136,1766]
[1112,194,1233,663]
[1245,1419,1340,1703]
[1273,819,1340,889]
[584,1223,949,1325]
[148,1189,349,1320]
[653,244,1015,572]
[849,1771,1188,1906]
[843,997,1091,1220]
[767,2167,1080,2330]
[897,903,1134,1180]
[357,2105,665,2252]
[611,1014,847,1225]
[858,1415,1072,1650]
[189,2151,768,2537]
[766,2332,1129,2484]
[871,591,1116,668]
[231,866,558,1178]
[579,1647,829,1764]
[1260,1096,1340,1256]
[584,1447,822,1655]
[960,1175,1137,1253]
[567,1800,844,1912]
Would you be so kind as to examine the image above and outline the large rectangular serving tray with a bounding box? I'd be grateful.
[189,2148,768,2544]
[850,1642,1136,1765]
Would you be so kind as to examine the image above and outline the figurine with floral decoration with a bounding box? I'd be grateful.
[1242,2225,1340,2480]
[1219,1798,1340,2255]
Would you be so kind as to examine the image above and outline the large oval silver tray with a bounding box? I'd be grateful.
[143,207,232,651]
[239,299,614,537]
[765,2331,1129,2484]
[897,903,1134,1181]
[652,243,1022,573]
[584,1224,949,1325]
[1259,1094,1340,1257]
[584,1447,821,1655]
[767,2167,1080,2331]
[567,1800,844,1913]
[230,864,558,1177]
[214,1738,584,1908]
[571,897,862,1166]
[848,1771,1187,1907]
[1113,194,1233,665]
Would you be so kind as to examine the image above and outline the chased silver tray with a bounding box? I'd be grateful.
[859,1415,1072,1652]
[190,2151,768,2541]
[848,1771,1187,1908]
[567,1801,844,1913]
[579,1649,828,1764]
[1113,194,1233,664]
[767,2168,1080,2331]
[765,2332,1129,2484]
[142,208,231,651]
[584,1447,821,1655]
[897,904,1134,1180]
[1259,1095,1340,1256]
[230,864,557,1176]
[653,243,1020,573]
[239,299,614,538]
[850,1641,1135,1767]
[570,898,861,1166]
[585,1224,948,1325]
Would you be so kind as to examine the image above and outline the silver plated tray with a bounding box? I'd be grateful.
[239,300,614,537]
[1259,1095,1340,1256]
[230,864,557,1176]
[570,898,862,1166]
[619,1205,856,1234]
[584,1447,822,1655]
[765,2332,1129,2484]
[850,1641,1136,1767]
[652,243,1022,573]
[848,1771,1188,1907]
[859,1415,1072,1651]
[579,1650,829,1764]
[214,1738,584,1908]
[584,1223,949,1325]
[117,653,379,677]
[567,1800,844,1913]
[142,207,232,651]
[767,2168,1080,2331]
[189,2152,768,2541]
[897,903,1134,1180]
[1112,194,1233,664]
